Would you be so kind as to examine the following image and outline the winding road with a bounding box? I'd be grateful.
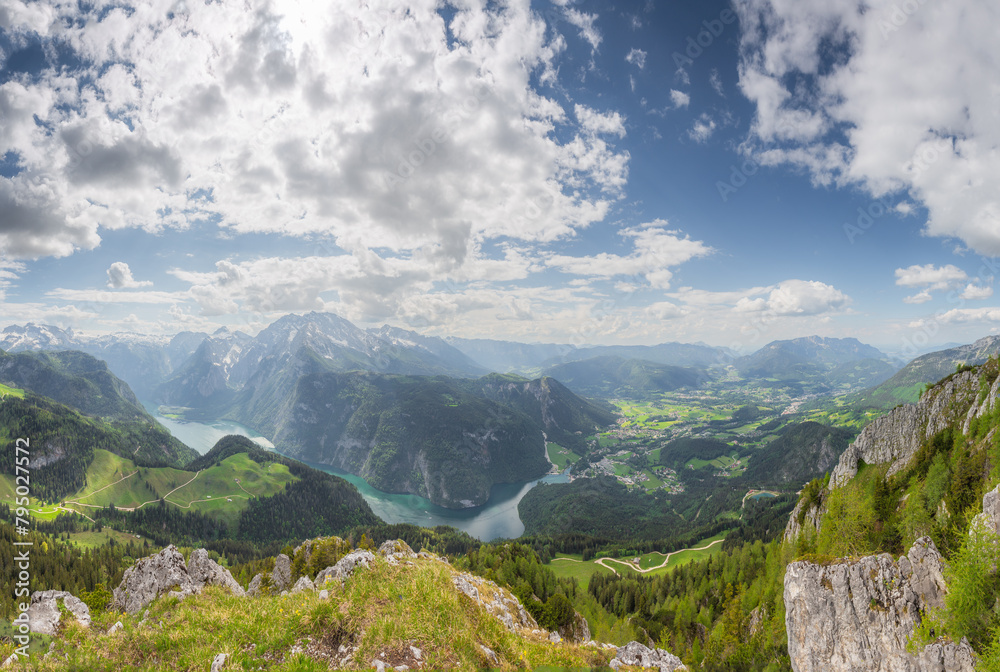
[553,538,726,576]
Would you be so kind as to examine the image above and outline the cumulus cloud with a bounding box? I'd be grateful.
[894,263,977,302]
[670,90,690,108]
[106,262,152,289]
[0,0,627,268]
[736,0,1000,255]
[545,220,712,290]
[688,114,716,142]
[734,280,850,316]
[563,8,602,51]
[960,283,994,300]
[626,48,647,69]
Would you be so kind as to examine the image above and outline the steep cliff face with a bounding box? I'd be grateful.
[831,368,999,487]
[784,537,975,672]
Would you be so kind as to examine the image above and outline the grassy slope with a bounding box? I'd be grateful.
[0,383,24,399]
[0,556,613,671]
[3,449,298,529]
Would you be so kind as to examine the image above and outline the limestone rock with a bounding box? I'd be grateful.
[187,549,245,597]
[609,641,686,671]
[246,573,263,597]
[112,545,193,614]
[831,370,982,488]
[378,539,416,560]
[290,576,315,594]
[558,610,591,643]
[783,537,974,672]
[27,590,91,635]
[271,554,292,593]
[107,621,124,635]
[451,571,538,633]
[784,492,825,543]
[315,550,375,585]
[211,652,228,672]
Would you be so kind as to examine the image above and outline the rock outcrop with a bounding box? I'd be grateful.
[112,545,243,614]
[831,370,987,488]
[609,641,686,671]
[315,550,376,586]
[784,537,975,672]
[451,571,538,633]
[27,590,91,635]
[272,553,292,593]
[784,490,825,543]
[558,610,591,643]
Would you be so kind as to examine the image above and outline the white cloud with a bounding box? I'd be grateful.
[0,0,627,268]
[669,90,690,109]
[575,105,627,138]
[709,69,724,97]
[736,0,1000,255]
[563,8,602,51]
[902,290,933,305]
[733,280,850,316]
[921,308,1000,325]
[960,283,994,300]
[106,261,152,289]
[625,48,647,69]
[688,114,716,142]
[546,220,712,290]
[894,264,968,289]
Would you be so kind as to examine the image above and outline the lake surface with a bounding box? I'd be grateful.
[145,403,567,540]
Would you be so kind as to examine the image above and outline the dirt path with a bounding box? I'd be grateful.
[597,539,726,574]
[73,470,138,501]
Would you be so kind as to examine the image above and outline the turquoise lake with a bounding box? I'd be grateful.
[145,403,567,541]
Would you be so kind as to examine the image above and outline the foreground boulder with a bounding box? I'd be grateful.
[315,550,376,586]
[559,610,591,643]
[609,641,686,671]
[112,545,243,614]
[27,590,91,635]
[784,537,975,672]
[451,571,537,633]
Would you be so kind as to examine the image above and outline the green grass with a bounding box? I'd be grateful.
[549,555,615,590]
[546,443,580,470]
[0,555,615,671]
[0,382,24,399]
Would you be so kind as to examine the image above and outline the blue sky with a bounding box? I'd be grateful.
[0,0,997,356]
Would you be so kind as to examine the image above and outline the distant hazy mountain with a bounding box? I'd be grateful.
[852,335,1000,408]
[446,337,729,374]
[444,337,576,373]
[541,356,705,398]
[259,371,614,508]
[156,313,488,410]
[734,336,897,394]
[0,323,194,398]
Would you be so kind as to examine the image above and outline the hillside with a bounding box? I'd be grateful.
[259,372,613,508]
[541,356,705,398]
[782,356,1000,670]
[847,334,1000,410]
[742,421,855,487]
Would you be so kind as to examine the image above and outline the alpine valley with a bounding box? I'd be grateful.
[5,315,1000,671]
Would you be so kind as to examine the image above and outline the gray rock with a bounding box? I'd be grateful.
[372,659,386,672]
[27,590,91,635]
[831,370,982,488]
[784,492,825,543]
[409,646,422,660]
[318,589,329,600]
[187,549,245,597]
[479,645,499,666]
[558,610,591,643]
[784,537,974,672]
[246,573,263,597]
[315,550,375,585]
[108,621,124,635]
[1,654,17,668]
[378,539,416,559]
[610,641,686,671]
[290,576,315,594]
[112,545,193,614]
[548,631,562,643]
[451,571,538,633]
[271,554,292,593]
[210,652,227,672]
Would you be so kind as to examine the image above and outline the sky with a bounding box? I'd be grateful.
[0,0,998,357]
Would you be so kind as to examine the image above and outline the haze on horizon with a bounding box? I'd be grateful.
[0,0,998,354]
